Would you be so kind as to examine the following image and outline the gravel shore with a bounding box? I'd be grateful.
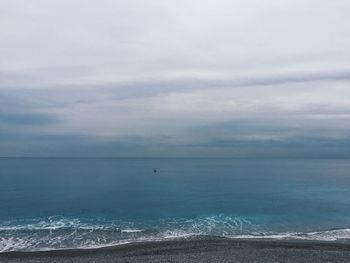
[2,237,350,263]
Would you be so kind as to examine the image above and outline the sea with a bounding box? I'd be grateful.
[1,158,350,252]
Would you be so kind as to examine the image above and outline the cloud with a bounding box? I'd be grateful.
[1,0,350,157]
[0,112,53,125]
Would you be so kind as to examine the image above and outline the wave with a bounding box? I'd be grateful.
[230,228,350,241]
[0,216,121,231]
[121,229,144,233]
[1,215,350,252]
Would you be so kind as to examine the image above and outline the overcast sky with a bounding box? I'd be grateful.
[1,0,350,157]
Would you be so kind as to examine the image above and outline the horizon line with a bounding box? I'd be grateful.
[0,156,349,160]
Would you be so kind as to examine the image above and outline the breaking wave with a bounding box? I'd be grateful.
[1,215,350,252]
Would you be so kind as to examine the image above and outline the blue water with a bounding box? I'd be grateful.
[1,158,350,251]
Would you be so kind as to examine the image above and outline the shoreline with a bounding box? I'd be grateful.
[2,237,350,262]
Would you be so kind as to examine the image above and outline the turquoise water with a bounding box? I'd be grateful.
[1,158,350,251]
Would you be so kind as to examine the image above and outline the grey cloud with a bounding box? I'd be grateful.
[1,0,350,157]
[2,68,350,89]
[0,112,53,125]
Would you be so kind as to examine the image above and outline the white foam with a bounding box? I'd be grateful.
[2,215,350,253]
[162,230,199,239]
[228,229,350,241]
[0,216,122,231]
[121,229,144,233]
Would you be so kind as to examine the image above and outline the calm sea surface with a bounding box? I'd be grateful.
[1,158,350,251]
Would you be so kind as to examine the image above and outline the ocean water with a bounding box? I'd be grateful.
[1,158,350,252]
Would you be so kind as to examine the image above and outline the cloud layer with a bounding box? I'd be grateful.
[1,0,350,157]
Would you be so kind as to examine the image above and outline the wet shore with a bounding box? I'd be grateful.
[2,237,350,262]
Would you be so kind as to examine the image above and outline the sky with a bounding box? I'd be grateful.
[1,0,350,157]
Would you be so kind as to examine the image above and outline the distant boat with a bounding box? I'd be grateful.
[153,169,158,173]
